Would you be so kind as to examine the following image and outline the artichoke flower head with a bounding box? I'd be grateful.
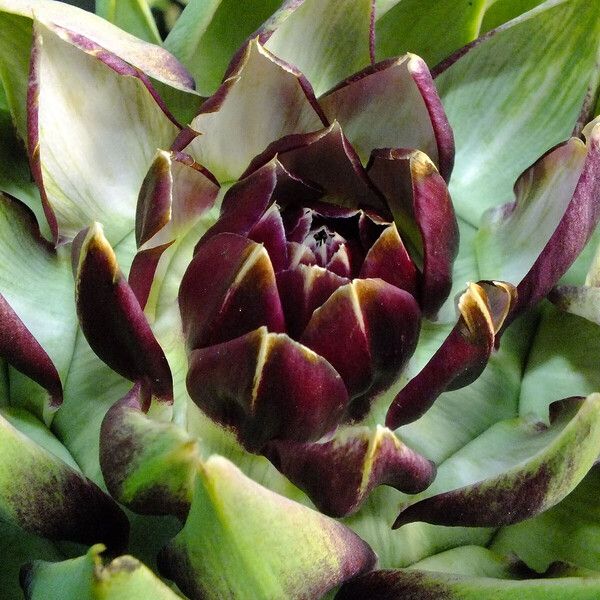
[1,0,600,599]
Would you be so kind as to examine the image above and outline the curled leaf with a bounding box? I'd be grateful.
[73,223,173,403]
[265,425,435,517]
[477,118,600,324]
[387,281,516,428]
[368,147,458,317]
[100,383,200,519]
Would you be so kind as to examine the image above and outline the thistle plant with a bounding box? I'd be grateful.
[1,0,600,598]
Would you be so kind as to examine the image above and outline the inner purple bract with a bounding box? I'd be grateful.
[280,206,377,279]
[178,124,459,450]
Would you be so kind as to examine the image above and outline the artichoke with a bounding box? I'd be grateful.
[1,0,600,599]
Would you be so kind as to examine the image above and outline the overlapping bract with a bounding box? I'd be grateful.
[178,139,452,450]
[171,40,467,512]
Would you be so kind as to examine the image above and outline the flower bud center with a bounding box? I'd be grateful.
[304,225,345,267]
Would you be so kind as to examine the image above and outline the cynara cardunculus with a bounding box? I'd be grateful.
[1,0,600,598]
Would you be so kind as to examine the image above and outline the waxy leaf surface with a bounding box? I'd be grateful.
[263,0,374,96]
[158,455,376,600]
[435,0,600,225]
[164,0,281,95]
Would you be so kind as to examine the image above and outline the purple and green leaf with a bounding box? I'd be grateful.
[0,407,128,550]
[393,394,600,529]
[100,383,199,519]
[184,39,325,181]
[265,425,435,517]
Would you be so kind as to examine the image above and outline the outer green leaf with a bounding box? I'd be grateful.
[95,0,161,44]
[158,455,376,600]
[409,546,600,580]
[150,78,203,126]
[2,406,79,470]
[376,0,487,67]
[348,486,495,570]
[481,0,546,32]
[375,0,401,18]
[550,284,600,327]
[408,545,528,578]
[519,303,600,419]
[0,387,66,600]
[0,11,32,145]
[410,545,600,578]
[3,0,193,88]
[580,238,600,287]
[435,0,600,226]
[0,0,195,138]
[100,383,200,518]
[21,544,182,600]
[163,0,281,96]
[264,0,373,96]
[30,21,179,244]
[0,10,31,139]
[394,395,600,529]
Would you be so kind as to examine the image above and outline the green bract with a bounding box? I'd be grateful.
[0,0,599,598]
